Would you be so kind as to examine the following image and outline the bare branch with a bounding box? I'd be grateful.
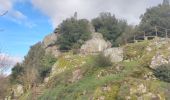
[0,53,11,74]
[0,11,8,16]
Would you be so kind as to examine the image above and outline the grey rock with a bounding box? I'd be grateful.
[150,53,169,69]
[45,46,61,57]
[42,33,58,48]
[80,33,111,54]
[104,47,123,62]
[13,84,24,97]
[71,68,82,82]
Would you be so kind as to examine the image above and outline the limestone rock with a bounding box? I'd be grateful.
[150,53,169,69]
[13,84,24,97]
[45,46,61,57]
[80,33,111,54]
[42,33,58,48]
[104,47,123,62]
[44,77,49,83]
[130,84,147,95]
[71,68,82,82]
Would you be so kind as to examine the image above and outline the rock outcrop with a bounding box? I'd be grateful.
[13,84,24,98]
[45,45,61,57]
[150,53,169,69]
[80,33,111,54]
[42,33,58,48]
[42,33,61,57]
[104,48,123,62]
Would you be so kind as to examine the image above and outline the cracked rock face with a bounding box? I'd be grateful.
[80,33,111,54]
[150,53,169,69]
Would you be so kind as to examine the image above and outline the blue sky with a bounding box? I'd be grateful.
[0,1,53,62]
[0,0,162,65]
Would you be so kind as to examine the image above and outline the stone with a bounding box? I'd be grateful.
[13,84,24,97]
[80,32,111,54]
[146,46,152,52]
[45,46,61,57]
[103,47,123,62]
[98,96,105,100]
[71,68,82,82]
[150,53,169,69]
[42,33,58,48]
[130,84,147,95]
[44,77,49,83]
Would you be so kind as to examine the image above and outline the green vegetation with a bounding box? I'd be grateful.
[123,41,149,60]
[6,1,170,100]
[10,63,24,84]
[93,53,112,67]
[92,12,131,46]
[10,42,57,90]
[154,64,170,82]
[57,18,91,50]
[139,2,170,35]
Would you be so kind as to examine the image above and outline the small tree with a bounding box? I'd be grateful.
[57,18,91,50]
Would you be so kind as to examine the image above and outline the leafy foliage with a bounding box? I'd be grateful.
[10,63,24,84]
[139,4,170,35]
[93,53,112,67]
[57,18,91,50]
[92,12,129,46]
[39,54,57,79]
[10,42,57,85]
[154,64,170,82]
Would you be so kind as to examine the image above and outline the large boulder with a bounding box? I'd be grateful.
[42,33,61,57]
[80,33,111,54]
[42,33,58,48]
[104,47,123,63]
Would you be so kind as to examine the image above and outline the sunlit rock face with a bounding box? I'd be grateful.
[104,47,123,63]
[80,32,111,54]
[42,33,61,57]
[42,33,58,48]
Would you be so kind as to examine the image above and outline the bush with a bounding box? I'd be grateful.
[93,53,112,67]
[57,18,91,50]
[92,12,129,46]
[39,54,57,79]
[153,64,170,82]
[10,63,24,84]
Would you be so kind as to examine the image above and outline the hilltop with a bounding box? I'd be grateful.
[2,2,170,100]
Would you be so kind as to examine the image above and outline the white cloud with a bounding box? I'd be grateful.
[0,0,36,28]
[32,0,162,28]
[0,53,23,75]
[0,53,22,67]
[0,0,12,11]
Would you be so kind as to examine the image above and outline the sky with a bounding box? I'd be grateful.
[0,0,163,67]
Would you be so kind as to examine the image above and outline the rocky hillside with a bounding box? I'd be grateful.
[17,33,170,100]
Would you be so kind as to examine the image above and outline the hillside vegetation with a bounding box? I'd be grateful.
[1,1,170,100]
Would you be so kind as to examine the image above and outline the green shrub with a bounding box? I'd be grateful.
[57,18,91,50]
[153,64,170,82]
[93,53,112,67]
[10,63,24,84]
[39,54,57,80]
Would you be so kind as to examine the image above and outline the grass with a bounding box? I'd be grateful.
[20,39,170,100]
[39,60,145,100]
